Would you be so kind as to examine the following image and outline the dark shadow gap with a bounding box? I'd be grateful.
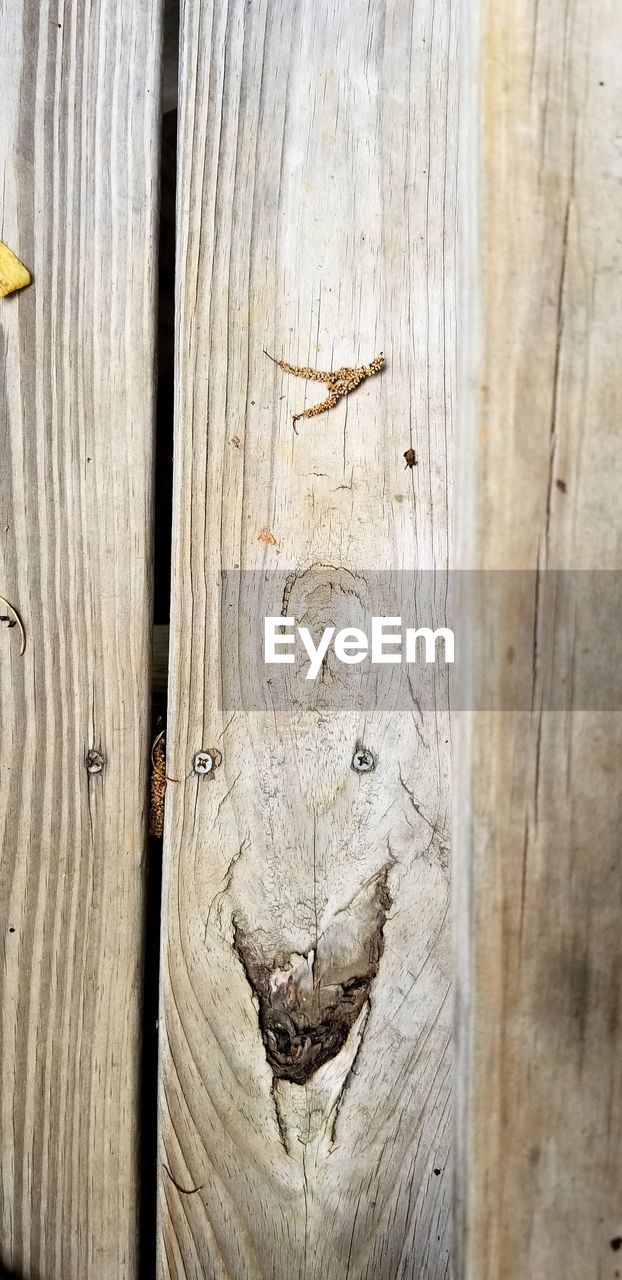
[139,34,178,1276]
[153,106,178,630]
[139,829,165,1280]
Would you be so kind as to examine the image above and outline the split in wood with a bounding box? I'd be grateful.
[233,871,391,1084]
[0,242,31,296]
[0,595,26,655]
[265,350,384,424]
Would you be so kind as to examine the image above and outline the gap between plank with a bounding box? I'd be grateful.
[140,2,178,1270]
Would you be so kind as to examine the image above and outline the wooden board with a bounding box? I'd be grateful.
[0,2,162,1275]
[159,1,456,1276]
[455,1,622,1277]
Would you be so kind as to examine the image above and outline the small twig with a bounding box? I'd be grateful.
[0,595,26,655]
[150,728,166,768]
[163,1163,204,1196]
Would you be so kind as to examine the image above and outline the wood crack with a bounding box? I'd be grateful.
[327,1003,369,1150]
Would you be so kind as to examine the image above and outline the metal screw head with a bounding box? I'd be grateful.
[195,747,225,773]
[86,748,104,775]
[352,748,374,773]
[194,750,214,775]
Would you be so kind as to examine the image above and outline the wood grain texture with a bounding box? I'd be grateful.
[456,1,622,1277]
[159,1,456,1277]
[0,1,162,1275]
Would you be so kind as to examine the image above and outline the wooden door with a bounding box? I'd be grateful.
[3,3,618,1276]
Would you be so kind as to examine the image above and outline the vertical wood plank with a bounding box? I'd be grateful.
[456,1,622,1276]
[160,1,456,1277]
[0,2,162,1275]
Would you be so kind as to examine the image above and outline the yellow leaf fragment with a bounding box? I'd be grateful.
[0,242,31,297]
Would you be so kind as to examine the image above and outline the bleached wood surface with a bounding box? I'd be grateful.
[159,2,456,1277]
[0,2,162,1276]
[455,1,622,1277]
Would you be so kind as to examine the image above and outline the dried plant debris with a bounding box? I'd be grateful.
[150,730,166,838]
[265,350,384,424]
[0,595,26,655]
[404,447,417,468]
[0,242,31,297]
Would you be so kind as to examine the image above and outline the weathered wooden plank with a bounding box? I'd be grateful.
[455,1,622,1277]
[0,2,162,1275]
[159,1,456,1277]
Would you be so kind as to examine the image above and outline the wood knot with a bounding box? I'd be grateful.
[233,872,391,1084]
[86,748,105,775]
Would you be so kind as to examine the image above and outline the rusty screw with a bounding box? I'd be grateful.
[86,748,104,775]
[352,747,374,773]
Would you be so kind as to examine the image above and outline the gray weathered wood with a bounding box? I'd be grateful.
[455,1,622,1276]
[159,1,456,1276]
[0,2,162,1275]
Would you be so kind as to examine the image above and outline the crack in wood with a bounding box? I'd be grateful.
[270,1079,291,1154]
[233,872,391,1085]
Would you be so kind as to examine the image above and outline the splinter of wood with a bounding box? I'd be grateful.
[265,349,384,423]
[0,594,26,655]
